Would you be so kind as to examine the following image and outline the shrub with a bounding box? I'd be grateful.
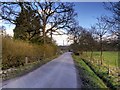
[2,37,57,70]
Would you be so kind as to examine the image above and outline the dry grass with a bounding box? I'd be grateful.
[2,37,57,70]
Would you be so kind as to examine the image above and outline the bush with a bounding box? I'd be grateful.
[2,37,57,70]
[74,52,80,55]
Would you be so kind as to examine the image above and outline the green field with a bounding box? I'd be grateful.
[84,51,118,67]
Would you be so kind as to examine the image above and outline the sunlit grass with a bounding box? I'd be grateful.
[85,51,118,67]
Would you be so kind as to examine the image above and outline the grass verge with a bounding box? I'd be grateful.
[73,55,107,88]
[82,58,120,90]
[81,52,120,90]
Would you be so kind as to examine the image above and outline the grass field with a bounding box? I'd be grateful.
[84,51,118,67]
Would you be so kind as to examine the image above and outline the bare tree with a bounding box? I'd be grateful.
[33,2,76,44]
[67,21,85,53]
[92,16,112,65]
[0,2,76,45]
[104,2,120,36]
[87,28,97,62]
[68,22,96,56]
[68,26,82,44]
[0,2,20,24]
[33,2,76,58]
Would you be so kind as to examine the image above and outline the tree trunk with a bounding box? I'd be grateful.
[43,17,46,59]
[107,58,110,75]
[43,27,46,45]
[50,30,52,43]
[90,50,93,63]
[100,36,103,65]
[118,35,120,68]
[43,29,46,59]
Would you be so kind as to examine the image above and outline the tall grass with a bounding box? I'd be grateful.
[2,37,57,70]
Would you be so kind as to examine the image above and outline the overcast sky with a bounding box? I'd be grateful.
[1,2,113,46]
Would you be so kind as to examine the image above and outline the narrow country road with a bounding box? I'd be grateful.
[2,52,78,88]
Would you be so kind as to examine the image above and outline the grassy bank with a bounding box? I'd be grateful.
[73,55,107,88]
[80,51,120,89]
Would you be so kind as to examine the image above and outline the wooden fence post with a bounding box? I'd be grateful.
[25,56,28,64]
